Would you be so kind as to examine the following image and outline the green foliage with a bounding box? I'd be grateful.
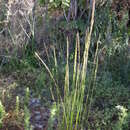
[0,0,7,31]
[122,111,130,130]
[48,102,57,130]
[83,106,129,130]
[94,72,130,108]
[107,46,130,85]
[0,0,130,129]
[25,87,30,106]
[83,71,130,130]
[114,105,128,130]
[24,88,31,130]
[0,100,5,128]
[62,0,70,9]
[35,69,46,89]
[39,0,70,9]
[39,0,48,5]
[24,106,32,130]
[15,96,20,116]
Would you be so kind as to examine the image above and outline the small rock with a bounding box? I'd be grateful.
[34,115,42,121]
[34,124,43,130]
[34,111,40,115]
[29,98,41,108]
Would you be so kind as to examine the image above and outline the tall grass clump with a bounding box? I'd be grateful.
[58,1,97,129]
[35,0,97,129]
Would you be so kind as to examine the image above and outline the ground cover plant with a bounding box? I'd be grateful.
[0,0,130,130]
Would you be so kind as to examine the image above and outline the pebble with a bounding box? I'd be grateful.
[29,98,58,130]
[34,124,43,130]
[29,98,41,108]
[34,111,41,115]
[34,115,42,121]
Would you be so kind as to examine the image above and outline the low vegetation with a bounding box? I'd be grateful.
[0,0,130,130]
